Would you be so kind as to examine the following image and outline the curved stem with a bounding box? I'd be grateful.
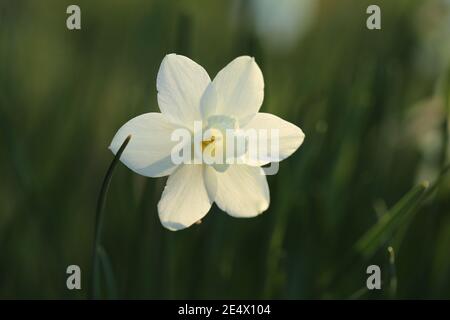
[90,135,131,299]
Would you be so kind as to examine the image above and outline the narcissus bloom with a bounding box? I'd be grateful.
[110,54,305,231]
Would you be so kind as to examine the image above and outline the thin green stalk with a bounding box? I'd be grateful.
[387,246,397,298]
[98,245,118,299]
[348,286,369,300]
[322,181,429,290]
[354,181,429,259]
[90,135,131,299]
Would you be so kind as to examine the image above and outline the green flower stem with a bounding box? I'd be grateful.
[90,135,131,299]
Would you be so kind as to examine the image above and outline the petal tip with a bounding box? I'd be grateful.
[160,221,188,231]
[258,199,270,215]
[298,127,306,144]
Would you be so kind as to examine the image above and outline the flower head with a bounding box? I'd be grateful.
[110,54,305,231]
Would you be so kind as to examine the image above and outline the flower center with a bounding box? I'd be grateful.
[192,115,245,172]
[201,135,216,152]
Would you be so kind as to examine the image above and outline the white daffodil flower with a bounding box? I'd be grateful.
[110,54,305,231]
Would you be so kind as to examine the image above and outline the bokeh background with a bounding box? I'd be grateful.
[1,0,450,299]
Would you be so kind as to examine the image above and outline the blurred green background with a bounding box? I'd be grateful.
[1,0,450,299]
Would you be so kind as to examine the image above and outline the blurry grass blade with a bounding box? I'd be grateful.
[328,166,450,290]
[354,182,428,259]
[98,245,118,299]
[424,163,450,197]
[440,67,450,168]
[357,161,450,259]
[91,135,131,299]
[388,246,397,298]
[348,286,369,300]
[392,164,450,249]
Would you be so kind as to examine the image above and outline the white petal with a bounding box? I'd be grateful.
[109,113,179,177]
[158,165,213,231]
[205,165,269,217]
[157,54,211,127]
[242,112,305,166]
[201,56,264,125]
